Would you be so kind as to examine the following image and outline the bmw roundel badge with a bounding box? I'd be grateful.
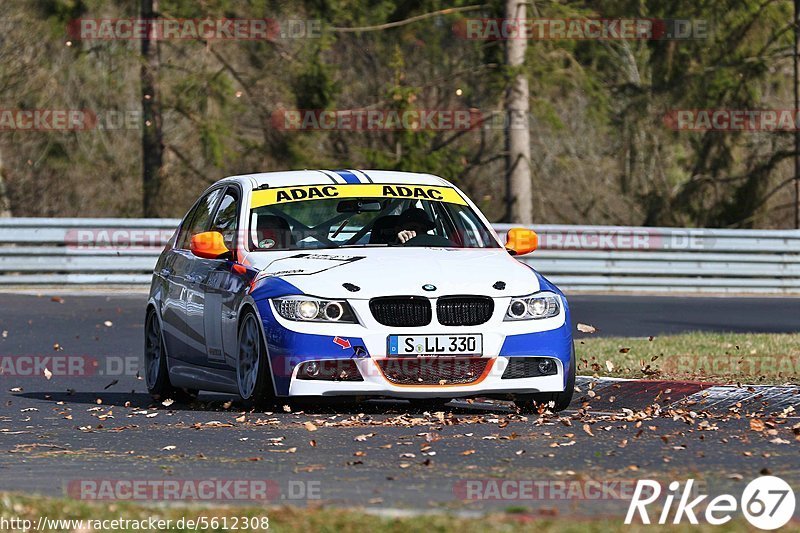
[422,284,436,291]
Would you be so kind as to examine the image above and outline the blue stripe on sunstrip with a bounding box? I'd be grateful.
[333,170,361,184]
[314,170,339,184]
[352,169,374,183]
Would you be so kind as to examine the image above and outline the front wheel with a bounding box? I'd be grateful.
[236,310,275,409]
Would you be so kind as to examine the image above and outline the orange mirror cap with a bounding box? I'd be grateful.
[505,227,538,256]
[190,231,230,259]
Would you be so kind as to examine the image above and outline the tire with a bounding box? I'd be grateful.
[144,309,198,403]
[236,310,275,409]
[514,346,576,414]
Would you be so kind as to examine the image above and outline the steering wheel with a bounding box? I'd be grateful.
[401,234,454,247]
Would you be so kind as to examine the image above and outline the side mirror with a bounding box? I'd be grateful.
[505,227,538,256]
[190,231,231,260]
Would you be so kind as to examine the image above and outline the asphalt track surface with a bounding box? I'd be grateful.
[0,292,797,516]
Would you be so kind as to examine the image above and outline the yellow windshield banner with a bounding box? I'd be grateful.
[250,184,467,208]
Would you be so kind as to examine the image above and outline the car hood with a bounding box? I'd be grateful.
[246,247,540,299]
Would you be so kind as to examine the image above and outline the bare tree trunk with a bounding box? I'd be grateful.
[141,0,164,217]
[0,150,10,217]
[794,0,800,229]
[504,0,532,224]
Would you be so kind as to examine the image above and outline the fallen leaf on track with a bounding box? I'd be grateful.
[294,464,325,473]
[270,447,297,454]
[577,323,596,334]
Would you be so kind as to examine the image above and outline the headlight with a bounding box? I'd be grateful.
[273,296,358,323]
[505,291,561,321]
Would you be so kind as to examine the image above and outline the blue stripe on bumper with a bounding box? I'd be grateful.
[499,320,573,388]
[254,299,369,396]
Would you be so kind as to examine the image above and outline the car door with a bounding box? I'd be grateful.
[197,186,250,367]
[171,187,224,363]
[158,206,198,362]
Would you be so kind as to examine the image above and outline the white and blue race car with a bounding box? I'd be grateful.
[145,170,574,412]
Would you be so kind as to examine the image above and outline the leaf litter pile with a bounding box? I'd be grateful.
[2,318,797,486]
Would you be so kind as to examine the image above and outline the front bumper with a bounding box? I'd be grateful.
[254,295,573,397]
[288,356,566,398]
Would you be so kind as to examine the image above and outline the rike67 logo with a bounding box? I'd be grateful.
[626,477,796,530]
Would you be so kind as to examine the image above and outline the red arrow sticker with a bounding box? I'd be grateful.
[332,336,351,349]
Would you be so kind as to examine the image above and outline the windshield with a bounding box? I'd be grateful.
[248,184,499,251]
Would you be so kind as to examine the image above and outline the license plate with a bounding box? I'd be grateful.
[388,334,482,356]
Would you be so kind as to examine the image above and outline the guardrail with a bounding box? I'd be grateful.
[494,224,800,293]
[0,218,179,285]
[1,218,799,293]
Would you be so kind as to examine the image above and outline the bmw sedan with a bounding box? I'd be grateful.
[145,170,574,412]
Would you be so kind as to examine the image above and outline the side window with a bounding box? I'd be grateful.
[209,188,239,250]
[177,188,223,249]
[175,203,202,249]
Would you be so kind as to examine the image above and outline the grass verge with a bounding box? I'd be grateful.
[0,493,766,532]
[577,332,800,385]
